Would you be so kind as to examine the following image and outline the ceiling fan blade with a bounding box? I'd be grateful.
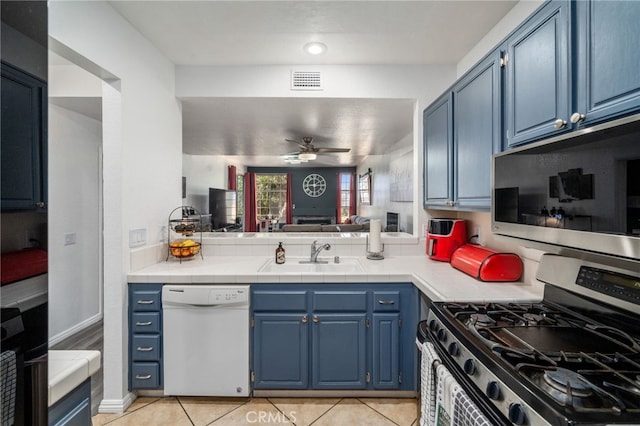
[315,147,351,153]
[285,138,309,149]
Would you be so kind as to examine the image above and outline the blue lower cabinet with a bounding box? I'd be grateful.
[251,283,418,391]
[372,313,400,389]
[311,314,367,389]
[48,379,91,426]
[128,284,163,390]
[252,313,309,389]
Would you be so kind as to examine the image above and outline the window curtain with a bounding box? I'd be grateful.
[285,173,293,224]
[349,172,357,218]
[244,172,258,232]
[336,172,357,224]
[228,165,237,190]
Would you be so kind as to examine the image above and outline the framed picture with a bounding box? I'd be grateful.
[359,172,371,205]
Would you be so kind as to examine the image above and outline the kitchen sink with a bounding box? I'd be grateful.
[259,257,364,273]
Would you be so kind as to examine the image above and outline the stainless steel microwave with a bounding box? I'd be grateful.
[492,114,640,260]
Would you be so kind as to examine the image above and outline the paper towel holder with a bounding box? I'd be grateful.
[366,235,384,260]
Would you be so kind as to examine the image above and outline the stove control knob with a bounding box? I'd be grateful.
[447,342,459,357]
[508,403,527,425]
[436,329,447,342]
[463,359,476,375]
[486,381,501,400]
[428,319,438,332]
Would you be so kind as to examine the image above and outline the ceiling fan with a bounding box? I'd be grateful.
[284,137,350,161]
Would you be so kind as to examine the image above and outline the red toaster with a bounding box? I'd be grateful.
[450,244,523,282]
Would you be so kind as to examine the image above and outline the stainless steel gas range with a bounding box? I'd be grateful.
[418,254,640,426]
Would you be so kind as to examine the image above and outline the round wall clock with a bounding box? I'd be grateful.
[302,173,326,197]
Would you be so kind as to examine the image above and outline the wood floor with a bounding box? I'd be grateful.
[51,319,104,415]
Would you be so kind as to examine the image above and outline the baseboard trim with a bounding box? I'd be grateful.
[98,392,136,414]
[253,390,417,398]
[48,313,103,347]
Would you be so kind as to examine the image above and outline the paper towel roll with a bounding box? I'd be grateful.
[369,219,382,253]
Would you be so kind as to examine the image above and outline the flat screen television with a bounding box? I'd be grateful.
[209,188,237,230]
[386,212,399,232]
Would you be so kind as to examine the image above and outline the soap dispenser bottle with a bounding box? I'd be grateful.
[275,242,286,264]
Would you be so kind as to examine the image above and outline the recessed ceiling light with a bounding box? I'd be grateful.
[304,42,327,55]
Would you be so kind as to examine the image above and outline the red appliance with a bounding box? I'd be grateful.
[450,244,523,282]
[426,219,467,262]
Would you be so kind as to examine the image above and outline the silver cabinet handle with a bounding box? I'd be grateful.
[35,201,46,208]
[313,315,319,323]
[135,374,152,380]
[378,300,396,305]
[135,321,152,326]
[136,347,154,352]
[570,112,586,123]
[137,300,154,305]
[301,315,308,324]
[554,119,567,129]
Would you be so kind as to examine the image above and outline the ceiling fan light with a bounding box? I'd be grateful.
[303,42,327,55]
[298,152,317,161]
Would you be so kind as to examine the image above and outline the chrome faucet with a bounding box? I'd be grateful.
[310,240,331,263]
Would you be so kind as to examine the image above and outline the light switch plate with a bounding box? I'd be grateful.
[129,228,147,248]
[64,232,77,246]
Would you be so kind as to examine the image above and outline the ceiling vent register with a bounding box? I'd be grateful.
[291,70,323,91]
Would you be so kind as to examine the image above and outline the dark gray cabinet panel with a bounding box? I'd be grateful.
[1,61,47,210]
[128,284,163,390]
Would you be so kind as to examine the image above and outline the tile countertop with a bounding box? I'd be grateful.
[127,255,543,303]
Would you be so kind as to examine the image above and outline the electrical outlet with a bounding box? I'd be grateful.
[473,225,482,246]
[64,232,77,246]
[129,228,147,248]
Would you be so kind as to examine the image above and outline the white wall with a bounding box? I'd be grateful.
[182,154,231,214]
[49,0,182,411]
[456,0,545,78]
[358,134,415,233]
[48,104,102,341]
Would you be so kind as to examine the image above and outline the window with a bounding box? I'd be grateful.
[236,174,244,220]
[359,173,371,205]
[256,174,287,220]
[338,172,354,223]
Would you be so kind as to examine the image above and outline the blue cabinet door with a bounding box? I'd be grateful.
[1,62,47,210]
[453,50,502,210]
[253,313,309,389]
[505,0,571,147]
[372,313,399,389]
[311,314,367,389]
[574,0,640,126]
[424,93,453,208]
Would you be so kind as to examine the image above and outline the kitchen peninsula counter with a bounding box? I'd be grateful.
[127,254,543,303]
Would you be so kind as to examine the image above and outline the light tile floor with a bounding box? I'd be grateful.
[92,396,419,426]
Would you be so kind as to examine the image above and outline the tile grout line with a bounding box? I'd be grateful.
[307,397,344,426]
[203,397,254,425]
[176,397,196,426]
[265,397,297,425]
[356,398,403,426]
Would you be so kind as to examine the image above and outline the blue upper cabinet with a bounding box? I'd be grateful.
[505,0,571,148]
[1,62,48,211]
[573,0,640,127]
[423,93,453,209]
[424,50,501,211]
[453,50,502,210]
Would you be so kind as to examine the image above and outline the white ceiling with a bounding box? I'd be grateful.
[102,1,517,166]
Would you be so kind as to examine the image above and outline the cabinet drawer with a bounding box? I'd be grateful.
[131,362,160,389]
[252,290,307,311]
[372,291,400,312]
[312,291,367,312]
[131,289,161,312]
[131,335,161,361]
[131,312,161,333]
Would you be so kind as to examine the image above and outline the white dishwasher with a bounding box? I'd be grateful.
[162,284,250,396]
